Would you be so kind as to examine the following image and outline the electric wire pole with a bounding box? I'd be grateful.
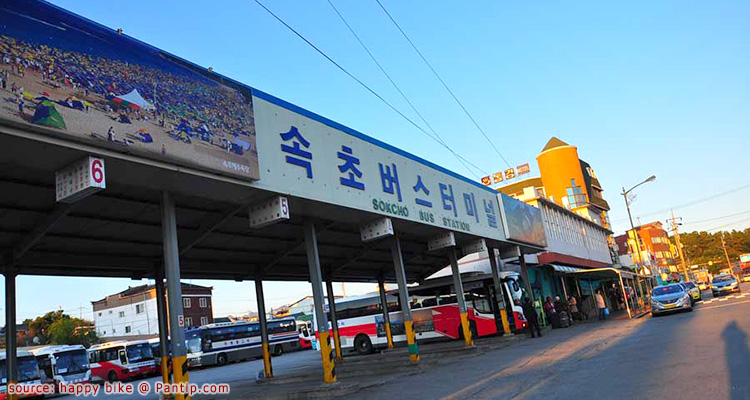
[721,233,732,272]
[669,210,689,281]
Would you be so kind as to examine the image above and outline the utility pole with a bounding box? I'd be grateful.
[721,233,732,272]
[668,210,689,281]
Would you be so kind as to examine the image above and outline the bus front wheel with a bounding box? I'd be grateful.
[217,353,228,366]
[272,345,283,357]
[108,371,118,382]
[354,334,373,355]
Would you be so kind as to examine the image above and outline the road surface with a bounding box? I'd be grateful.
[78,282,750,399]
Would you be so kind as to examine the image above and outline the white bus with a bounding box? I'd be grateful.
[185,318,300,368]
[315,271,528,355]
[0,350,43,399]
[87,340,157,382]
[32,345,91,393]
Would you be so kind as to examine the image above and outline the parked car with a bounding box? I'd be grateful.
[681,282,701,304]
[697,281,709,291]
[711,274,741,297]
[651,283,693,316]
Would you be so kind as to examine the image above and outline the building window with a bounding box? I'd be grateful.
[183,298,191,309]
[125,326,131,333]
[119,311,125,318]
[108,310,113,315]
[200,316,208,326]
[199,298,208,308]
[185,317,193,327]
[571,179,576,186]
[565,185,586,209]
[136,304,145,314]
[112,328,116,333]
[98,312,102,317]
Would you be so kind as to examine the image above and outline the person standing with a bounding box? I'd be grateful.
[596,289,607,320]
[107,126,115,142]
[521,297,542,338]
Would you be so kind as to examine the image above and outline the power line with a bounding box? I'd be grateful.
[703,216,750,233]
[373,0,511,169]
[326,0,483,178]
[612,182,750,224]
[681,209,750,226]
[252,0,488,178]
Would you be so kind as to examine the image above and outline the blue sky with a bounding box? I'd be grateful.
[5,0,750,324]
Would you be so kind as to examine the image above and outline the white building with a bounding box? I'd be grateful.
[92,283,213,339]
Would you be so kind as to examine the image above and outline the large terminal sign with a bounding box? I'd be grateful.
[0,0,259,180]
[251,95,507,241]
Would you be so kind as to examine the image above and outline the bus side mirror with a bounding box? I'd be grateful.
[119,350,127,365]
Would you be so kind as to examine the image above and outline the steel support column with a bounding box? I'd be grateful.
[488,249,511,335]
[304,220,336,383]
[255,278,273,378]
[391,237,419,363]
[4,269,17,400]
[154,265,172,394]
[161,191,190,400]
[377,278,394,349]
[448,248,473,346]
[325,279,343,361]
[618,274,632,318]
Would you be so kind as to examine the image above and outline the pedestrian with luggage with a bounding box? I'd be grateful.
[596,289,607,320]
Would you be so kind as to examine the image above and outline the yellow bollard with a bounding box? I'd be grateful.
[460,312,474,347]
[384,319,394,349]
[404,320,420,363]
[500,309,512,335]
[318,331,337,383]
[332,329,343,361]
[261,341,273,378]
[172,355,190,400]
[160,356,173,399]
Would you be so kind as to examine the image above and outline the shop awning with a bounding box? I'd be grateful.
[550,265,587,274]
[550,265,640,280]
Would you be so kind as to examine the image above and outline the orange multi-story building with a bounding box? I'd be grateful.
[498,137,611,232]
[614,222,676,277]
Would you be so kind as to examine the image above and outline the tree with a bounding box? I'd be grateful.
[674,228,750,274]
[48,317,98,347]
[26,310,98,346]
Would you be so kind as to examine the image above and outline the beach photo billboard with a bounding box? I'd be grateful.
[497,193,547,248]
[0,0,259,180]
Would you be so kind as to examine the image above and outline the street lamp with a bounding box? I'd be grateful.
[621,175,656,277]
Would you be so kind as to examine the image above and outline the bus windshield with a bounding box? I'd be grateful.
[0,356,40,383]
[507,277,525,303]
[126,343,153,363]
[54,350,89,376]
[186,332,203,354]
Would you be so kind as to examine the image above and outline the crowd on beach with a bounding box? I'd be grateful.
[0,34,254,137]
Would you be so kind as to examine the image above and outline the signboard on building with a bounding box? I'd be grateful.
[0,1,259,180]
[250,94,506,241]
[55,156,106,202]
[497,193,547,247]
[740,253,750,263]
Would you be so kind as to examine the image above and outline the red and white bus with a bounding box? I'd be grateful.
[297,320,313,349]
[315,270,527,355]
[87,340,157,382]
[32,345,91,394]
